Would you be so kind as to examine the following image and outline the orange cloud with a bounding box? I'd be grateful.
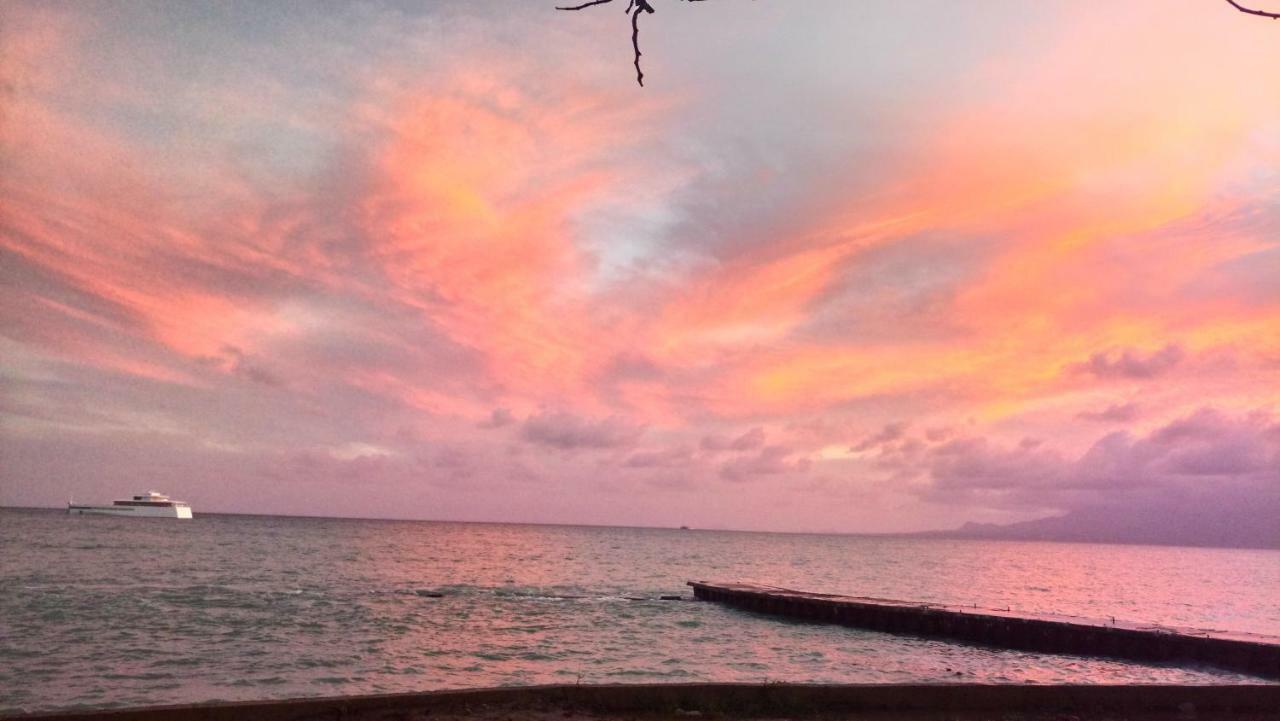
[358,70,675,410]
[653,3,1280,425]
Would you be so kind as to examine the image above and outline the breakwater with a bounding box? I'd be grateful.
[688,581,1280,680]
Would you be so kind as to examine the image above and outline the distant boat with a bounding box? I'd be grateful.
[68,491,193,519]
[680,525,690,530]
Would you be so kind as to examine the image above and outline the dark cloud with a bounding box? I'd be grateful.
[197,345,285,387]
[927,437,1065,496]
[478,408,515,429]
[852,421,908,452]
[720,445,811,482]
[1147,408,1274,476]
[1071,344,1184,380]
[700,426,766,452]
[785,416,859,445]
[0,246,147,333]
[431,445,479,483]
[1186,242,1280,307]
[731,427,766,451]
[599,352,666,382]
[521,411,644,450]
[1150,407,1237,444]
[921,408,1280,516]
[924,426,953,442]
[1077,402,1139,423]
[944,409,1280,548]
[624,446,695,469]
[233,361,284,388]
[795,231,993,346]
[260,449,399,486]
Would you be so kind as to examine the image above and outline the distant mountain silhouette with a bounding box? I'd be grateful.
[924,494,1280,550]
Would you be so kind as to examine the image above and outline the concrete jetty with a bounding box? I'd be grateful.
[688,581,1280,680]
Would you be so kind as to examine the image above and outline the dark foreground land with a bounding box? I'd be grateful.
[9,684,1280,721]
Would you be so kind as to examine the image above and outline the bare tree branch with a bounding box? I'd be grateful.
[562,2,1274,88]
[555,0,616,10]
[557,0,707,87]
[631,1,653,86]
[1224,0,1280,19]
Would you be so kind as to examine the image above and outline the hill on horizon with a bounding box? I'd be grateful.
[928,496,1280,550]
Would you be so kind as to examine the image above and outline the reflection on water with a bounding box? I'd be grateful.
[1,508,1276,713]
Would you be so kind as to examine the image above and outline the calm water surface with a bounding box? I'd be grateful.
[1,508,1277,713]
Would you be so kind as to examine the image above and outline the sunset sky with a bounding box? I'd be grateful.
[2,1,1278,534]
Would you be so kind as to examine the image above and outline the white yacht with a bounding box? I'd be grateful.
[68,491,193,519]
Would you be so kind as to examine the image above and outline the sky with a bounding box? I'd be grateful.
[1,1,1278,534]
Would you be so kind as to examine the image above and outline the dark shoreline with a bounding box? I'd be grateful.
[7,684,1280,721]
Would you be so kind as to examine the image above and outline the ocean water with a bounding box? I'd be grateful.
[1,509,1277,713]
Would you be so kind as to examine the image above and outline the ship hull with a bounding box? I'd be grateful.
[68,504,193,519]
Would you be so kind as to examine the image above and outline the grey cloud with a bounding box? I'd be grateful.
[1150,407,1236,444]
[197,345,285,387]
[624,446,695,468]
[521,411,644,450]
[261,449,399,486]
[429,445,482,485]
[796,231,994,346]
[1077,402,1139,423]
[924,426,953,442]
[927,437,1065,495]
[478,408,515,429]
[920,408,1280,514]
[0,246,147,334]
[852,421,908,452]
[701,426,766,452]
[234,360,285,388]
[1186,242,1280,307]
[729,427,766,451]
[600,352,666,381]
[1071,344,1184,380]
[720,445,811,482]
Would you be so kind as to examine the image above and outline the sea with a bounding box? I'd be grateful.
[1,508,1278,714]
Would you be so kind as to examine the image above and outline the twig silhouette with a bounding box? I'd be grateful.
[556,0,711,86]
[1224,0,1280,18]
[560,2,1277,88]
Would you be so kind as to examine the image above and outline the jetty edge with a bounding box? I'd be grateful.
[688,580,1280,680]
[7,684,1280,721]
